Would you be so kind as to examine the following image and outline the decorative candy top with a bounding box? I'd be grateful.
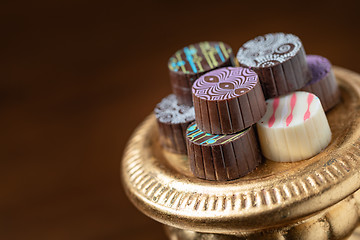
[168,41,232,74]
[192,67,259,101]
[186,122,248,146]
[306,55,332,84]
[258,91,321,128]
[237,33,302,68]
[154,94,195,124]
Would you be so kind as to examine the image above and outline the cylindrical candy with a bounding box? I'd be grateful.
[192,67,266,134]
[155,94,195,154]
[168,41,234,106]
[301,55,340,112]
[256,91,332,162]
[186,122,262,181]
[236,33,311,99]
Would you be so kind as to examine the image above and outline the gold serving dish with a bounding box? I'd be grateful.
[121,67,360,240]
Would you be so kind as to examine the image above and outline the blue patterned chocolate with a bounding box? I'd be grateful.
[186,123,248,146]
[168,41,233,74]
[168,41,234,106]
[186,122,262,181]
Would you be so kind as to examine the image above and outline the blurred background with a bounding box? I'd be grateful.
[1,0,359,239]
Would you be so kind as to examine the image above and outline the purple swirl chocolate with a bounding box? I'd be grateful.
[154,94,195,154]
[301,55,340,112]
[236,33,311,99]
[168,41,235,106]
[186,123,262,181]
[192,67,266,134]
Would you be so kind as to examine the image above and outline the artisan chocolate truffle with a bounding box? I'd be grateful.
[186,123,262,181]
[192,67,266,134]
[236,33,311,99]
[168,41,234,106]
[301,55,340,112]
[155,94,195,154]
[257,92,331,162]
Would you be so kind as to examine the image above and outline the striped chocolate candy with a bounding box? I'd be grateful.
[186,122,262,181]
[192,67,266,134]
[256,91,331,162]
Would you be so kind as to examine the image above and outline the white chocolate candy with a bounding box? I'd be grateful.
[256,91,331,162]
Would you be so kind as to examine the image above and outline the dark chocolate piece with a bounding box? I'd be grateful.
[168,41,235,106]
[301,55,340,112]
[186,122,262,181]
[155,94,195,154]
[192,67,266,134]
[236,33,311,99]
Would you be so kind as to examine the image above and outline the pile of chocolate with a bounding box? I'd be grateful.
[154,33,340,181]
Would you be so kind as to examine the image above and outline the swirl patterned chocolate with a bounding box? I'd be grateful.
[154,94,195,154]
[236,33,311,99]
[237,33,302,68]
[154,94,195,124]
[192,67,258,101]
[192,67,266,134]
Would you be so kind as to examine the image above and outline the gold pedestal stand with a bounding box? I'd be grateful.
[122,67,360,240]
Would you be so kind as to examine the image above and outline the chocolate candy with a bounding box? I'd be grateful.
[236,33,311,99]
[168,41,234,106]
[301,55,340,112]
[192,67,266,134]
[186,123,262,181]
[257,91,331,162]
[155,94,195,154]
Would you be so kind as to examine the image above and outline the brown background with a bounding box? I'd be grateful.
[1,0,360,239]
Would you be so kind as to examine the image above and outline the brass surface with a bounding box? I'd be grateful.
[164,190,360,239]
[121,67,360,239]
